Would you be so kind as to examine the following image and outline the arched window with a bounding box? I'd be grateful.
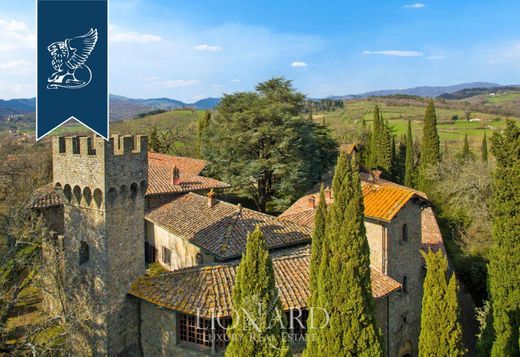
[79,241,89,265]
[402,275,408,294]
[402,224,409,242]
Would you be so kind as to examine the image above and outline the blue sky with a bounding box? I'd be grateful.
[1,0,519,101]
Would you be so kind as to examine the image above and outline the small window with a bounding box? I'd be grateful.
[162,246,171,265]
[196,253,203,265]
[79,241,89,265]
[402,224,409,242]
[402,276,408,294]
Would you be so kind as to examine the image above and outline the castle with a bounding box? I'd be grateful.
[33,135,445,357]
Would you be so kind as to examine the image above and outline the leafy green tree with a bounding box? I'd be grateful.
[418,99,441,191]
[226,226,291,357]
[419,250,465,357]
[488,120,520,357]
[404,120,415,187]
[305,152,383,356]
[202,77,337,212]
[196,111,211,158]
[481,133,488,163]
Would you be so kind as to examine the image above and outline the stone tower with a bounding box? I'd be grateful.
[52,135,148,356]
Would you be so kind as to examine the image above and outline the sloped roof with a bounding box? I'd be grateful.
[145,193,312,259]
[32,153,230,207]
[129,251,401,318]
[421,207,446,254]
[280,179,421,224]
[148,152,206,176]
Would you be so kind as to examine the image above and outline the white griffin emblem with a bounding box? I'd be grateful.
[47,28,98,90]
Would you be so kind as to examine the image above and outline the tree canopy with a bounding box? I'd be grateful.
[202,77,337,212]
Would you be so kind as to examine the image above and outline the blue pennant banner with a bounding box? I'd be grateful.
[37,0,108,140]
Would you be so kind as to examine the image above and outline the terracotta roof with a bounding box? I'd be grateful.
[146,165,230,195]
[148,152,206,176]
[29,184,63,209]
[145,193,312,259]
[421,207,446,254]
[280,180,420,223]
[32,153,230,207]
[129,252,401,318]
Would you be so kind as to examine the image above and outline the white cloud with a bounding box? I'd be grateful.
[427,55,446,60]
[193,44,223,52]
[291,61,308,67]
[231,78,240,83]
[0,60,34,75]
[404,3,425,9]
[362,50,423,57]
[139,75,159,82]
[110,31,162,43]
[144,79,201,88]
[0,18,35,51]
[0,19,29,32]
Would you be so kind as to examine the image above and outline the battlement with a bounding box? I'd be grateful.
[52,135,148,157]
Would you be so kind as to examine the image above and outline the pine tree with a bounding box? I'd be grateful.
[488,120,520,357]
[197,111,211,158]
[419,250,465,357]
[404,120,415,188]
[418,99,441,191]
[225,226,291,357]
[461,134,471,159]
[305,151,384,356]
[481,133,488,162]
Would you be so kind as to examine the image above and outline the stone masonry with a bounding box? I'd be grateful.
[52,135,148,356]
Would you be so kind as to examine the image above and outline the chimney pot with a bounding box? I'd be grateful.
[307,196,316,209]
[324,186,332,200]
[372,170,382,180]
[172,166,181,185]
[207,189,217,208]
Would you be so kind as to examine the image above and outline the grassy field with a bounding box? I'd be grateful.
[485,92,520,104]
[319,98,518,150]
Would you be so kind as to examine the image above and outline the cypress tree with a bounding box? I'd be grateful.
[461,134,472,159]
[418,99,441,191]
[306,152,384,356]
[369,106,382,169]
[419,250,465,357]
[226,226,291,357]
[149,126,160,152]
[481,133,488,162]
[197,111,211,157]
[404,120,414,188]
[308,185,327,308]
[446,274,465,356]
[488,120,520,357]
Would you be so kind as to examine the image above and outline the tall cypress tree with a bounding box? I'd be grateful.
[419,250,465,357]
[404,120,415,188]
[197,111,211,158]
[461,134,471,159]
[418,99,441,191]
[488,120,520,357]
[306,152,383,356]
[446,274,465,356]
[226,226,291,357]
[481,133,488,162]
[369,106,382,169]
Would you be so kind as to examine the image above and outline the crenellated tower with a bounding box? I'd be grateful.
[52,135,148,356]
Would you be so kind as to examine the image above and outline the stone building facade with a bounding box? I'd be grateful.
[35,135,446,357]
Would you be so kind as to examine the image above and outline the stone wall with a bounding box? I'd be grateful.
[385,200,424,357]
[52,135,148,356]
[145,221,215,270]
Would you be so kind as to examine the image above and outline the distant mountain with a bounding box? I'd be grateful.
[438,85,520,100]
[108,95,220,120]
[328,82,502,100]
[0,98,36,117]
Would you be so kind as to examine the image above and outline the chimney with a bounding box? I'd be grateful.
[172,166,181,185]
[372,170,382,180]
[307,196,316,209]
[207,189,217,208]
[324,186,332,200]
